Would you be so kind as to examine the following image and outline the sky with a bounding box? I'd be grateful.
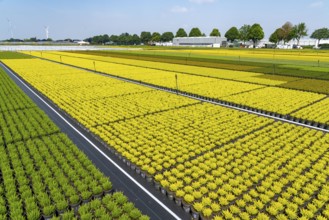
[0,0,328,40]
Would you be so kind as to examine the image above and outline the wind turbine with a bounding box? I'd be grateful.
[44,26,49,39]
[7,18,14,39]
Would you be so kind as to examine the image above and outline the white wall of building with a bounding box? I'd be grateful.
[173,37,227,47]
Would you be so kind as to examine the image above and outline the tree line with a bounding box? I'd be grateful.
[269,22,329,46]
[84,23,329,47]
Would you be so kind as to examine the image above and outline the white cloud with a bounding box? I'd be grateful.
[189,0,215,4]
[309,1,324,8]
[170,6,189,13]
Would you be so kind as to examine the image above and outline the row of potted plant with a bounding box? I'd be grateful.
[156,122,325,218]
[0,68,36,113]
[0,107,60,145]
[25,50,329,132]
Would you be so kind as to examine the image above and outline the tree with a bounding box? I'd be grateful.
[109,35,119,44]
[189,27,202,37]
[292,22,308,46]
[239,24,251,45]
[280,22,294,44]
[161,32,174,42]
[210,28,221,37]
[175,28,187,37]
[131,34,141,45]
[140,31,151,44]
[91,34,110,44]
[269,28,282,45]
[225,27,239,42]
[248,23,264,48]
[118,33,130,45]
[311,28,329,45]
[151,32,161,42]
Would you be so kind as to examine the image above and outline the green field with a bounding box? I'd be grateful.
[70,48,329,79]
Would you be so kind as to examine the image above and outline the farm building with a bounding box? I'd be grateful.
[173,37,227,47]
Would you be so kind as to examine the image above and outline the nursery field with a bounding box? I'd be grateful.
[67,49,329,80]
[2,52,329,219]
[22,51,329,127]
[25,50,329,94]
[0,67,148,220]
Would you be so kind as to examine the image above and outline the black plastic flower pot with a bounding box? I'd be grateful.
[167,191,174,201]
[191,208,200,220]
[174,197,182,206]
[160,187,167,195]
[154,181,160,191]
[182,201,191,213]
[146,174,153,183]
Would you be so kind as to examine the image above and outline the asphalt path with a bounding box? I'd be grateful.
[0,63,189,220]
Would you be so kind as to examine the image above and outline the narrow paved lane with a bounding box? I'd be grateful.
[0,63,189,220]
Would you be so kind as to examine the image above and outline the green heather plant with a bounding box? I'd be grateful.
[94,207,107,218]
[80,213,93,220]
[90,199,102,210]
[43,205,55,216]
[104,200,117,211]
[78,203,92,215]
[113,192,128,205]
[76,181,88,192]
[25,200,39,213]
[0,204,6,215]
[123,202,135,213]
[111,206,123,218]
[101,194,112,204]
[102,181,112,191]
[26,209,40,220]
[118,214,130,220]
[139,215,150,220]
[92,185,103,195]
[81,191,92,201]
[61,210,75,220]
[70,195,80,205]
[129,208,142,220]
[56,199,68,212]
